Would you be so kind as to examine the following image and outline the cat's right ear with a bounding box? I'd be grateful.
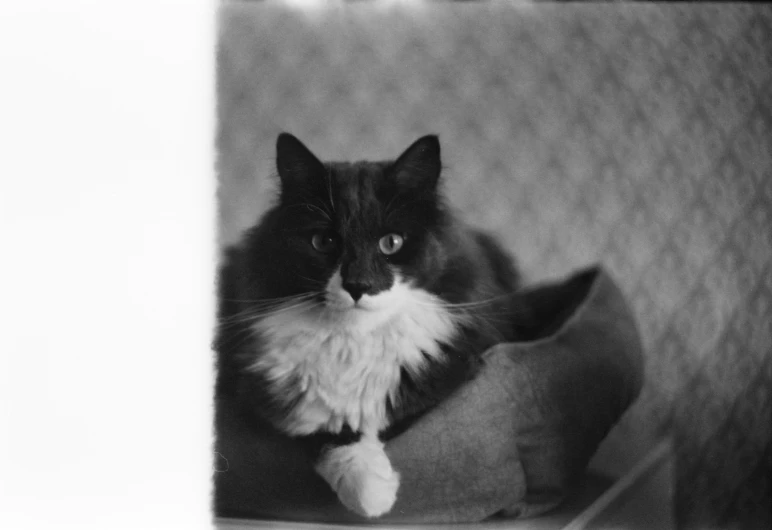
[392,135,441,193]
[276,133,325,191]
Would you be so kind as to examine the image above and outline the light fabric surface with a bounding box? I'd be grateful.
[217,3,772,527]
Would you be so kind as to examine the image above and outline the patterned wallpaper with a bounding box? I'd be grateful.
[217,3,772,528]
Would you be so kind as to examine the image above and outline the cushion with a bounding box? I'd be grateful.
[214,265,644,524]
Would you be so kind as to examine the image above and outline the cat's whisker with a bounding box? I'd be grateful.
[296,274,328,287]
[285,202,333,222]
[445,304,516,316]
[254,299,323,319]
[218,301,312,325]
[404,294,514,312]
[218,307,310,332]
[444,294,516,308]
[222,292,319,305]
[326,165,336,213]
[217,295,325,327]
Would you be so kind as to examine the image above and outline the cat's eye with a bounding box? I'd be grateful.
[378,233,404,255]
[311,231,338,253]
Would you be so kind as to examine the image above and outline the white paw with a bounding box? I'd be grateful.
[315,438,400,518]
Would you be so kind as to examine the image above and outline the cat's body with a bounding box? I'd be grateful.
[216,134,526,517]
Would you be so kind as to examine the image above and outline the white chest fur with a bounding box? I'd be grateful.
[249,276,460,436]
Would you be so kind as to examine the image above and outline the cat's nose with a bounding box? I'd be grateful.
[342,281,371,302]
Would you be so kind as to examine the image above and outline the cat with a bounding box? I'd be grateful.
[215,133,529,518]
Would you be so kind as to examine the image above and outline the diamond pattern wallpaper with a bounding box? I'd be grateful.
[217,3,772,528]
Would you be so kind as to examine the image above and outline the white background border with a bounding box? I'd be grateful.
[0,2,215,528]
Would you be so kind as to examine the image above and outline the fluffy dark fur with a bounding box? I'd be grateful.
[215,133,529,516]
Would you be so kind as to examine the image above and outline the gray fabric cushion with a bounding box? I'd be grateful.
[214,266,644,524]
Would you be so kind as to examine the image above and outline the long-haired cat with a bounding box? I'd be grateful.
[216,133,528,518]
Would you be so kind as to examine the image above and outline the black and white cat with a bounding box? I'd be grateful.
[216,133,527,518]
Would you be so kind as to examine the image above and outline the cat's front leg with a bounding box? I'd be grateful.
[315,432,400,518]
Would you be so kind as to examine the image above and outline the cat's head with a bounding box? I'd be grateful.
[243,133,461,323]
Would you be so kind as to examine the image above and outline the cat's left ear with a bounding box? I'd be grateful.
[392,135,441,192]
